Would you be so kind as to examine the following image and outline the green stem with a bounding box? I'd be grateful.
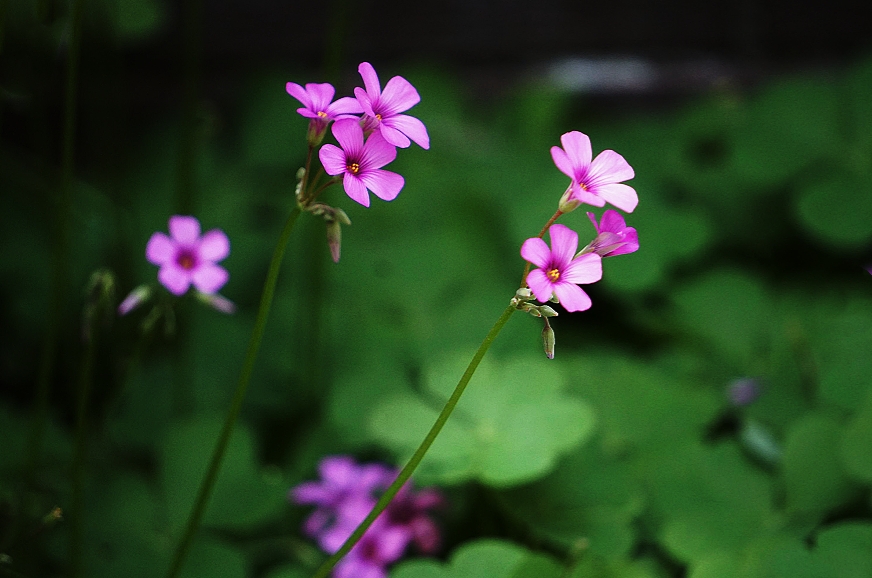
[311,304,517,578]
[166,205,303,578]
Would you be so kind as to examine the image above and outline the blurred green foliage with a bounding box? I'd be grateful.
[2,4,872,576]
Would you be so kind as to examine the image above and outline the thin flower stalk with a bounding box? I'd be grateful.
[311,305,516,578]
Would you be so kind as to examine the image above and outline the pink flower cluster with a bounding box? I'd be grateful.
[287,62,429,208]
[291,455,442,578]
[521,131,639,313]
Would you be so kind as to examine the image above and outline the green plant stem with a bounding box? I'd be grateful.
[311,304,517,578]
[166,205,303,578]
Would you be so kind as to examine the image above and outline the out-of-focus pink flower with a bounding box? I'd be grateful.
[354,62,429,150]
[333,517,410,578]
[290,456,443,577]
[286,82,363,143]
[319,119,404,207]
[586,210,639,257]
[145,216,229,296]
[552,131,637,213]
[521,224,603,313]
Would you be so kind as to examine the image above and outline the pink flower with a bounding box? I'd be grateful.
[290,456,443,578]
[334,517,410,578]
[319,118,404,207]
[354,62,429,150]
[586,210,639,257]
[286,82,363,143]
[145,216,230,296]
[521,224,603,312]
[551,131,637,213]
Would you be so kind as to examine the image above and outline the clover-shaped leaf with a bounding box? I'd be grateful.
[390,539,562,578]
[369,354,596,487]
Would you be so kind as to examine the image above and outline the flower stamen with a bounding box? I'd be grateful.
[547,268,560,282]
[347,162,361,175]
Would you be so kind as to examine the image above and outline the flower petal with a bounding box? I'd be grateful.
[168,215,201,244]
[146,232,175,265]
[373,525,412,561]
[591,183,638,213]
[553,282,592,312]
[360,169,404,202]
[525,268,554,303]
[572,186,606,207]
[358,62,381,99]
[191,263,228,294]
[547,224,579,269]
[520,237,552,269]
[360,131,398,170]
[319,143,348,176]
[198,229,230,261]
[587,211,601,233]
[560,131,592,170]
[285,82,311,108]
[328,96,364,117]
[587,149,634,187]
[598,209,627,233]
[562,253,603,284]
[319,455,356,485]
[158,264,191,295]
[606,227,639,256]
[379,75,421,115]
[377,124,411,148]
[384,114,429,149]
[343,173,371,207]
[331,119,365,158]
[353,87,376,117]
[550,146,576,180]
[303,82,335,112]
[291,481,333,506]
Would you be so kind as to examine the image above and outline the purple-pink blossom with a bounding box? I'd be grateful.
[286,81,363,143]
[319,118,404,207]
[552,131,637,213]
[586,210,639,257]
[521,224,603,313]
[290,456,443,578]
[145,216,229,296]
[354,62,429,150]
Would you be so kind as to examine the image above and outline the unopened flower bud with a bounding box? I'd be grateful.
[542,319,556,359]
[538,305,558,317]
[196,292,236,314]
[118,285,151,316]
[558,187,581,213]
[515,287,533,301]
[326,219,342,263]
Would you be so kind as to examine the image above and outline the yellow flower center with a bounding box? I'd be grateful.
[375,113,383,121]
[547,268,560,282]
[347,162,361,175]
[317,111,328,118]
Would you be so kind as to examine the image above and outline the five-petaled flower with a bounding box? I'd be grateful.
[354,62,430,150]
[286,82,363,144]
[552,131,637,213]
[319,118,405,207]
[586,210,639,257]
[146,216,230,296]
[521,224,603,312]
